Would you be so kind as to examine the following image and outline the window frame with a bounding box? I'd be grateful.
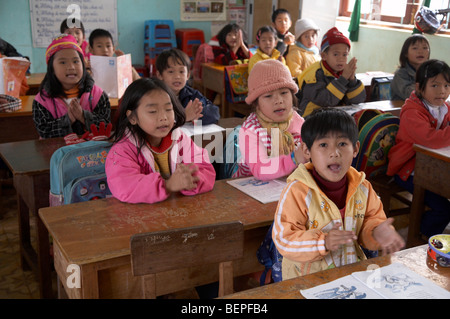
[339,0,450,34]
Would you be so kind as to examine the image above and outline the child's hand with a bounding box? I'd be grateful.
[68,99,85,124]
[165,163,199,193]
[115,48,125,56]
[342,57,357,80]
[373,218,405,255]
[284,32,295,46]
[185,98,203,122]
[294,146,307,164]
[325,222,357,252]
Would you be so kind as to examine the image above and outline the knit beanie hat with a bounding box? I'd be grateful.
[295,18,320,40]
[320,27,351,53]
[245,59,298,104]
[46,34,84,64]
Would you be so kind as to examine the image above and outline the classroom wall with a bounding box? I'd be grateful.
[336,19,450,74]
[1,0,213,73]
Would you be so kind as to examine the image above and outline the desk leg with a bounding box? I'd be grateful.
[81,265,99,298]
[17,194,33,271]
[407,185,426,248]
[37,214,52,298]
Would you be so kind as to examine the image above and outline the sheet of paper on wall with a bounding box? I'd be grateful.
[300,263,450,299]
[227,177,287,204]
[90,54,132,99]
[0,57,30,98]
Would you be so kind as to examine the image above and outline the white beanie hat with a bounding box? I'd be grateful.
[295,18,320,40]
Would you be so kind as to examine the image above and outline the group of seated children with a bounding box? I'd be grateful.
[26,10,450,288]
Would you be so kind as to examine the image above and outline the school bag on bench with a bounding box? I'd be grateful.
[352,109,400,179]
[49,140,112,206]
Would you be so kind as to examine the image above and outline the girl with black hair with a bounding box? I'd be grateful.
[105,78,215,204]
[32,34,110,138]
[212,23,252,65]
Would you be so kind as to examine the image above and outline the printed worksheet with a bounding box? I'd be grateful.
[180,122,225,137]
[227,177,287,204]
[300,263,450,299]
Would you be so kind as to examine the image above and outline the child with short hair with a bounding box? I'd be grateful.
[387,59,450,237]
[32,34,111,138]
[391,34,430,101]
[235,59,306,180]
[273,108,405,280]
[297,27,365,116]
[286,18,321,78]
[156,48,220,124]
[248,26,286,72]
[271,8,295,57]
[60,18,90,59]
[212,23,252,65]
[89,28,140,81]
[105,78,216,204]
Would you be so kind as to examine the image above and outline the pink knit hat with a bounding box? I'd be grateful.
[245,59,298,104]
[45,34,84,64]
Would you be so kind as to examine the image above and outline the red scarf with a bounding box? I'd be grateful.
[322,61,343,78]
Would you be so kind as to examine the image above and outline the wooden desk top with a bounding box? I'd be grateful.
[0,95,119,118]
[39,179,277,265]
[26,73,46,88]
[223,245,450,299]
[0,138,66,175]
[413,144,450,163]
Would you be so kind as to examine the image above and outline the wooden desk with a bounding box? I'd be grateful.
[39,179,276,298]
[408,145,450,248]
[343,99,403,117]
[0,95,119,144]
[0,117,243,298]
[26,73,46,95]
[0,138,67,298]
[223,245,450,299]
[201,62,248,118]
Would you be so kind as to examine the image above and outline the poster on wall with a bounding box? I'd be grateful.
[181,0,227,21]
[30,0,117,48]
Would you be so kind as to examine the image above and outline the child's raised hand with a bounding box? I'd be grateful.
[185,98,203,122]
[284,32,295,46]
[373,218,405,255]
[68,99,85,124]
[342,57,357,80]
[165,163,199,193]
[115,48,125,56]
[294,146,307,164]
[325,222,357,252]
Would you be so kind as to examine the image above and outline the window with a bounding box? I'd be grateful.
[340,0,450,30]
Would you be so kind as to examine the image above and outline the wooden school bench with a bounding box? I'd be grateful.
[39,179,276,298]
[222,244,450,299]
[0,117,244,298]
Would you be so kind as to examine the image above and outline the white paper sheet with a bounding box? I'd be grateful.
[226,177,287,204]
[300,263,450,299]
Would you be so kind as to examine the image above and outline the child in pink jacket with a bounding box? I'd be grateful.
[105,78,215,204]
[234,59,306,180]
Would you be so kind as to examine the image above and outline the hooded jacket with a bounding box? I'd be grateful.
[272,162,386,279]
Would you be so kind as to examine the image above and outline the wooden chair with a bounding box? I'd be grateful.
[130,221,244,298]
[369,174,412,217]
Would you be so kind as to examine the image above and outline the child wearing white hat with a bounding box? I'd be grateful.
[286,18,321,78]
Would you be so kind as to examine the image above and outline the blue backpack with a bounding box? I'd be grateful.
[49,140,112,206]
[256,223,283,285]
[219,125,242,179]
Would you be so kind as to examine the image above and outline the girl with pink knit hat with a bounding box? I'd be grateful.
[234,59,306,180]
[32,34,111,138]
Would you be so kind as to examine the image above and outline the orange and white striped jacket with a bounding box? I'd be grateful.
[272,162,386,279]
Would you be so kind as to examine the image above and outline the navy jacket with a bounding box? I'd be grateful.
[178,85,220,125]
